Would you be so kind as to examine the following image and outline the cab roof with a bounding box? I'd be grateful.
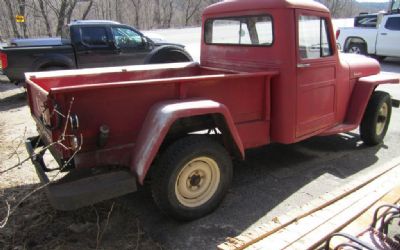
[203,0,329,15]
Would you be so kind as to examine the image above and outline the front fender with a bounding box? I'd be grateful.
[144,45,192,64]
[130,99,244,184]
[345,73,399,125]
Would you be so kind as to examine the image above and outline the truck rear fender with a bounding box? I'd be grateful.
[131,99,244,184]
[344,37,370,53]
[33,54,75,71]
[345,74,399,125]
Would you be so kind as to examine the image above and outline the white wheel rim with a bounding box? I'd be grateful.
[349,46,361,54]
[376,102,388,136]
[175,157,220,208]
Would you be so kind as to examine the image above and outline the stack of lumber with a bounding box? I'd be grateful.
[218,158,400,250]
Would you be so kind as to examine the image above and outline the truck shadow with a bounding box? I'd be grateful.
[121,132,386,249]
[0,92,27,111]
[0,76,27,111]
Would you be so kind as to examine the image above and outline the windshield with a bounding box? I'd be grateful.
[204,15,273,46]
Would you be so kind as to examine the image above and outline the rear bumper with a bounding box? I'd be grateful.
[25,136,137,210]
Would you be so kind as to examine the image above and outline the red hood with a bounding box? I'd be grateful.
[339,53,380,79]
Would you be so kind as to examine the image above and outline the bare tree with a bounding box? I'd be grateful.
[183,0,203,26]
[0,0,223,40]
[318,0,357,18]
[4,0,22,38]
[162,0,174,28]
[38,0,52,36]
[81,0,94,20]
[130,0,141,28]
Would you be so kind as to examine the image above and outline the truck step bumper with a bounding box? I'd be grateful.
[25,136,137,211]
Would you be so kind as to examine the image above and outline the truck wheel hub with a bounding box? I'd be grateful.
[175,157,221,207]
[376,103,388,135]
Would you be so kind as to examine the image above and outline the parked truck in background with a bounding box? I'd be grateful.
[0,20,192,84]
[337,12,400,60]
[25,0,399,220]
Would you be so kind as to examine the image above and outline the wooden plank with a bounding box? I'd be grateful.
[325,186,400,249]
[248,168,399,250]
[217,157,400,250]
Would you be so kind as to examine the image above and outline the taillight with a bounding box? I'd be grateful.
[0,52,7,69]
[336,30,340,39]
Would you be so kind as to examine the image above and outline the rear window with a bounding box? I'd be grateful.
[204,15,273,46]
[354,15,378,28]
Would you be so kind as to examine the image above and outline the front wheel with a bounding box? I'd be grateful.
[151,136,232,220]
[360,91,392,145]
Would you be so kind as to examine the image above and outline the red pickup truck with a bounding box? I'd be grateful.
[25,0,399,220]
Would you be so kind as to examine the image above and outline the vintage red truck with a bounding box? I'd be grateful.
[25,0,399,220]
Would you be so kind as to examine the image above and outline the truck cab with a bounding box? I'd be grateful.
[202,0,380,144]
[68,20,155,68]
[25,0,399,221]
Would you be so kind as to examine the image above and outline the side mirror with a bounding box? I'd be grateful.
[109,39,118,49]
[143,36,155,49]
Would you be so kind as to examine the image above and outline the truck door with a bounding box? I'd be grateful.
[295,11,337,138]
[74,25,115,68]
[376,16,400,57]
[109,26,150,65]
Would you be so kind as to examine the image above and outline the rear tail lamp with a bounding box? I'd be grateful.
[0,52,7,70]
[336,29,340,39]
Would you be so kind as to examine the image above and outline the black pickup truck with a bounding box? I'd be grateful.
[0,20,192,84]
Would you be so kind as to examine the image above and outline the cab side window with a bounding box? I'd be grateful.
[385,17,400,30]
[80,27,108,46]
[111,27,143,48]
[298,15,333,59]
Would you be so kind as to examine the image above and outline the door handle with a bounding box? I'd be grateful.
[380,33,387,35]
[297,63,311,68]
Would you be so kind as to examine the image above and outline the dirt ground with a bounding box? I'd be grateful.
[0,77,161,250]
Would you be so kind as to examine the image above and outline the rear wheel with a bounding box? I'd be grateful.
[347,43,367,55]
[41,66,67,71]
[360,91,392,145]
[151,136,232,220]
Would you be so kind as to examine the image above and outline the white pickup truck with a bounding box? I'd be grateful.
[337,13,400,60]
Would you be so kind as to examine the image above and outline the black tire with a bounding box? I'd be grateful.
[151,135,233,221]
[41,66,67,71]
[346,43,367,55]
[377,56,386,62]
[360,91,392,146]
[149,50,192,64]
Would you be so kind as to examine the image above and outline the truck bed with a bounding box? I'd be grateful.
[26,62,279,168]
